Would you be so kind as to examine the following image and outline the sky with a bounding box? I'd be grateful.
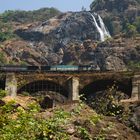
[0,0,93,13]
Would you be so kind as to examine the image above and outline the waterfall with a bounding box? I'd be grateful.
[89,12,111,42]
[89,13,105,42]
[98,15,111,38]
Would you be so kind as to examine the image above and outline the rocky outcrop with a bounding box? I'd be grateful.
[90,0,140,35]
[130,105,140,132]
[0,1,139,71]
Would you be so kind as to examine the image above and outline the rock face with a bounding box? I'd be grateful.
[90,0,140,35]
[0,0,140,71]
[130,105,140,132]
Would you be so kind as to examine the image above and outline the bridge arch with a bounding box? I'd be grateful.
[18,80,68,98]
[80,79,132,98]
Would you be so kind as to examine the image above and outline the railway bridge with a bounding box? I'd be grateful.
[0,71,140,103]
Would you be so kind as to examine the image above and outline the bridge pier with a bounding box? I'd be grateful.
[67,77,79,101]
[131,74,140,100]
[5,73,17,97]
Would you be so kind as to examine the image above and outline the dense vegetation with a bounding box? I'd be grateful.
[0,21,16,42]
[0,8,61,23]
[0,94,102,140]
[0,88,139,139]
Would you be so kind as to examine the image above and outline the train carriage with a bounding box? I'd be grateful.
[0,65,99,72]
[0,65,27,72]
[50,65,78,71]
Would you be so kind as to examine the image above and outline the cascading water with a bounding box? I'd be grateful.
[89,13,105,42]
[98,15,111,38]
[88,12,111,42]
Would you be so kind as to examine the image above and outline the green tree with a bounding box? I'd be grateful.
[125,24,137,37]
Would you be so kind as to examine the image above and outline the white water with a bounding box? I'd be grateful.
[98,15,111,38]
[89,12,111,42]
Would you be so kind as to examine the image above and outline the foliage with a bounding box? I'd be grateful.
[0,8,61,23]
[0,102,71,140]
[0,21,16,42]
[0,89,7,99]
[0,52,7,64]
[71,100,84,115]
[125,24,137,37]
[94,122,114,140]
[77,126,92,140]
[1,100,16,113]
[127,61,140,70]
[27,102,41,113]
[90,114,102,125]
[87,85,124,116]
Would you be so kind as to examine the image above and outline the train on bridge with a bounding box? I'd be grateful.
[0,65,100,72]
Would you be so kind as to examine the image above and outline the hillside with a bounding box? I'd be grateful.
[0,95,140,140]
[90,0,140,35]
[0,8,61,23]
[0,1,140,139]
[0,0,139,70]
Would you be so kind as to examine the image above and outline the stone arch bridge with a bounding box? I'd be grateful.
[0,71,140,102]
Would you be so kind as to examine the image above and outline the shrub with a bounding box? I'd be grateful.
[0,89,7,99]
[77,126,92,140]
[0,21,15,42]
[127,61,140,70]
[86,85,124,116]
[0,104,70,140]
[125,24,137,37]
[0,52,7,64]
[1,100,16,113]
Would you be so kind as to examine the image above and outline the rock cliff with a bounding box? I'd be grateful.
[90,0,140,35]
[0,0,140,71]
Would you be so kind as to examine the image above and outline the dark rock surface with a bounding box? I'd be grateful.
[130,105,140,132]
[0,0,140,71]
